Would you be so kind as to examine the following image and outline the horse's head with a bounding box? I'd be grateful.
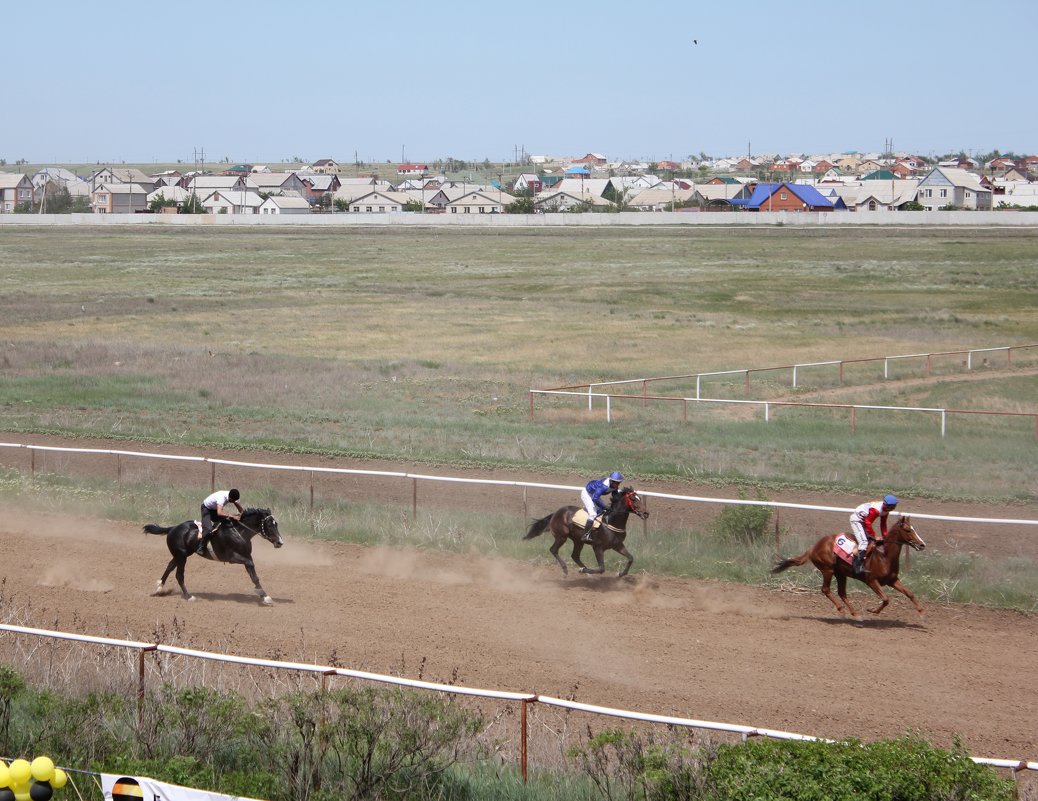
[618,487,650,520]
[891,516,925,551]
[243,507,284,548]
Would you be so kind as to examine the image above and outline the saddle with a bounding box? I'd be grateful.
[573,509,604,529]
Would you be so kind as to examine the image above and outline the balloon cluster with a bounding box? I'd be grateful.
[0,757,67,801]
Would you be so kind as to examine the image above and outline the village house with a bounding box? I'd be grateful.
[89,167,155,192]
[91,183,149,214]
[309,159,340,174]
[245,171,309,196]
[201,190,264,214]
[445,189,515,214]
[182,175,246,193]
[0,173,35,212]
[916,167,991,210]
[348,190,416,213]
[259,195,313,215]
[732,182,835,212]
[396,163,428,176]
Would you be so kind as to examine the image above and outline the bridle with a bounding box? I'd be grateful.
[880,520,924,551]
[231,512,278,541]
[601,491,649,532]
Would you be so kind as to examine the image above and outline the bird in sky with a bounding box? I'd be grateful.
[693,39,698,44]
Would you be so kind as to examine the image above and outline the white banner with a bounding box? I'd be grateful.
[100,773,266,801]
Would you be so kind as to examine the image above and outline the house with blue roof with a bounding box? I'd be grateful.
[731,182,836,212]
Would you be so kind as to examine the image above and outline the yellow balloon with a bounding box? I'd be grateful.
[29,758,53,783]
[13,792,29,801]
[0,762,10,788]
[50,770,67,790]
[7,762,29,786]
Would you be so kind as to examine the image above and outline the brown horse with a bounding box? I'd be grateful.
[523,487,649,577]
[771,516,926,619]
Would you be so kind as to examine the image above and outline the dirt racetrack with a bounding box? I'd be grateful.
[1,435,1037,777]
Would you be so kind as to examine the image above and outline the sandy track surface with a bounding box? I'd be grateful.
[1,499,1036,767]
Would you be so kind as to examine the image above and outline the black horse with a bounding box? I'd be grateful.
[523,487,649,577]
[143,507,284,605]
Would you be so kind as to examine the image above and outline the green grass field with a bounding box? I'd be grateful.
[2,225,1036,502]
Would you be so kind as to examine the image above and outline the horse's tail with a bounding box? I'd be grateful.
[523,514,552,540]
[771,551,811,574]
[143,523,173,536]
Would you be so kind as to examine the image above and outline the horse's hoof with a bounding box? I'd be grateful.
[186,595,196,602]
[261,596,273,606]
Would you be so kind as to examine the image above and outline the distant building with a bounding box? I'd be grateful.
[397,163,428,176]
[0,173,35,212]
[916,167,991,210]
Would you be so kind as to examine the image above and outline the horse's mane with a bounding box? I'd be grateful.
[242,507,271,517]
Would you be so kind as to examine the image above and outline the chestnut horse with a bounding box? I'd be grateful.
[523,487,649,577]
[771,516,926,619]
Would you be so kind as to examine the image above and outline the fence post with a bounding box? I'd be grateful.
[138,645,158,727]
[774,508,781,556]
[606,395,612,423]
[210,461,216,492]
[116,454,122,498]
[850,407,856,434]
[309,471,315,514]
[522,486,528,522]
[521,699,529,784]
[30,448,35,482]
[412,478,418,520]
[839,361,844,385]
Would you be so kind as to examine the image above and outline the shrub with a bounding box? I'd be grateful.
[706,735,1014,801]
[710,490,772,545]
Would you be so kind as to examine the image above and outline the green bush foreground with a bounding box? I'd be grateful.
[0,665,1013,800]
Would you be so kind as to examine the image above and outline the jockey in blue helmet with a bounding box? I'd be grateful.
[580,471,624,543]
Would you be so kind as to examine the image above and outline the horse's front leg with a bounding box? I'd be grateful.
[864,579,890,615]
[580,546,605,575]
[243,559,273,606]
[614,546,634,578]
[889,579,925,616]
[174,559,194,601]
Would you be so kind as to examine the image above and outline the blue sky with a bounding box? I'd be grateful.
[5,0,1035,164]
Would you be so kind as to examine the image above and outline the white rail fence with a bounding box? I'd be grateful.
[1,441,1036,529]
[531,344,1038,435]
[1,623,1034,784]
[1,443,1036,781]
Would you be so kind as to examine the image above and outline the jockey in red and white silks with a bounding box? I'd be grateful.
[849,495,898,564]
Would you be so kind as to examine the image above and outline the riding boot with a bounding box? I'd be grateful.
[852,551,865,576]
[581,518,595,543]
[195,534,210,556]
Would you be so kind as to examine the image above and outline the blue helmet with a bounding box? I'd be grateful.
[609,471,624,483]
[883,494,898,507]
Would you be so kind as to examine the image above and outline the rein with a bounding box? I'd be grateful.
[229,514,273,539]
[601,491,647,533]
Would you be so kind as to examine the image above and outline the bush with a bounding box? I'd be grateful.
[710,490,772,545]
[570,729,1013,801]
[706,735,1013,801]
